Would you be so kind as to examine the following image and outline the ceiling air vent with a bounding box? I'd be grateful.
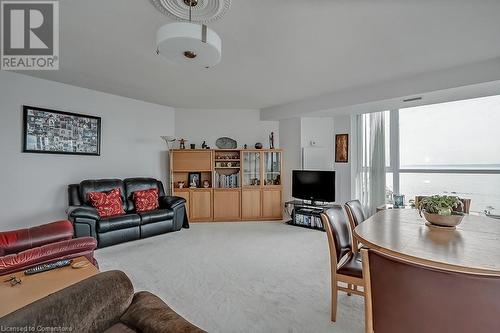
[403,97,423,102]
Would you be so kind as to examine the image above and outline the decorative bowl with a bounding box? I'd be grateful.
[423,211,464,229]
[216,137,237,149]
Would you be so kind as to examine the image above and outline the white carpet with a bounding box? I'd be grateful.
[95,222,364,333]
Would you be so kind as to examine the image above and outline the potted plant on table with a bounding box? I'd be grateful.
[418,195,465,228]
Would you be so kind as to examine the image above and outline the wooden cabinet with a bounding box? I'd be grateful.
[173,189,190,218]
[242,189,262,219]
[190,189,212,222]
[170,149,283,222]
[262,189,282,219]
[213,189,241,221]
[171,150,212,171]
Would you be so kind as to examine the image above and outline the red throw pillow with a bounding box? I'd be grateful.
[133,188,159,212]
[87,188,125,218]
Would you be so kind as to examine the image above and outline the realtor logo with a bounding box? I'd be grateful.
[1,0,59,70]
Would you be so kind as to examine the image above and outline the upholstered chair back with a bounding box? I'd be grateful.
[364,249,500,333]
[321,206,352,263]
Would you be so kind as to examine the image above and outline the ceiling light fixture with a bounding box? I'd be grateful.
[155,0,222,68]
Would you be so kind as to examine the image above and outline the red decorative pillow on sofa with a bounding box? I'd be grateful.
[133,188,159,212]
[87,188,125,218]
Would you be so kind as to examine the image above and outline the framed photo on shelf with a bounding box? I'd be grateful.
[188,172,201,188]
[335,134,348,163]
[22,105,101,156]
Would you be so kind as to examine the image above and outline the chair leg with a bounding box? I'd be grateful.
[347,283,352,296]
[331,277,338,322]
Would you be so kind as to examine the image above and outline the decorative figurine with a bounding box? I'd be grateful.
[177,181,185,189]
[269,132,275,149]
[178,138,187,149]
[201,141,207,149]
[203,180,210,188]
[244,144,248,149]
[255,142,263,149]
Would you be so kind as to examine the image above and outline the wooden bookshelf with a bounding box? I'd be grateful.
[170,148,283,222]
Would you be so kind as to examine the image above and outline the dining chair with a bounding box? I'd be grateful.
[344,200,366,252]
[415,195,471,214]
[361,248,500,333]
[320,207,365,324]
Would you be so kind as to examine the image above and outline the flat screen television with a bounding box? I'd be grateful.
[292,170,335,203]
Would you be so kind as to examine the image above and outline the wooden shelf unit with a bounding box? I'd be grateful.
[170,148,283,222]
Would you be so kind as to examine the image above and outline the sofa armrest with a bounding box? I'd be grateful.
[1,270,133,331]
[0,220,74,256]
[159,196,186,210]
[159,196,188,230]
[0,237,97,276]
[121,291,205,333]
[68,205,100,220]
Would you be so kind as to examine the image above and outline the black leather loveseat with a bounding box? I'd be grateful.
[67,178,187,248]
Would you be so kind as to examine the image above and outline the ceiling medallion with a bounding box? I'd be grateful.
[150,0,231,24]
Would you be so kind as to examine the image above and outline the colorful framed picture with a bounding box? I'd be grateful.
[335,134,349,163]
[22,105,101,156]
[188,172,201,188]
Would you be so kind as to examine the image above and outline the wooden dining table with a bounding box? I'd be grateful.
[353,209,500,276]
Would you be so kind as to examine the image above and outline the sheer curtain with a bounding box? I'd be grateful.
[354,111,386,216]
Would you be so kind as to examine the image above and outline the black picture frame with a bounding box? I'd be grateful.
[335,134,349,163]
[22,105,101,156]
[188,172,201,188]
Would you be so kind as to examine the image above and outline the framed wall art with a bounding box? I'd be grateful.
[335,134,349,163]
[22,105,101,156]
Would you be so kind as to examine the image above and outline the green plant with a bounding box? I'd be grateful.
[418,195,464,217]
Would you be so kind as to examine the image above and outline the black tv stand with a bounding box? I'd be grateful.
[284,200,337,231]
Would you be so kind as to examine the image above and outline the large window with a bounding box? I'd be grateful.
[386,95,500,214]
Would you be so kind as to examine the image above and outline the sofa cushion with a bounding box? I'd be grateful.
[80,179,127,211]
[124,178,166,212]
[133,188,159,212]
[138,209,174,225]
[98,214,141,233]
[121,291,206,333]
[88,188,125,218]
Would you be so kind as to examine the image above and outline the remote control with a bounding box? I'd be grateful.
[24,259,72,275]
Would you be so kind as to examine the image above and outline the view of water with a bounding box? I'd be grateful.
[387,172,500,214]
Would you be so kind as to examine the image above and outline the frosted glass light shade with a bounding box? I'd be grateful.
[156,22,222,68]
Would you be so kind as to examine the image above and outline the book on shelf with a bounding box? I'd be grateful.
[215,172,240,188]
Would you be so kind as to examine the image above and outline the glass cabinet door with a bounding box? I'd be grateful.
[242,152,261,186]
[264,151,281,186]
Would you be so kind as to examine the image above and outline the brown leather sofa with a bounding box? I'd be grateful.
[1,270,205,333]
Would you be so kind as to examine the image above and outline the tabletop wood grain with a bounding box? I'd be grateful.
[354,209,500,275]
[0,256,99,318]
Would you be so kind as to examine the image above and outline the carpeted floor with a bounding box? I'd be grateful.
[95,222,364,333]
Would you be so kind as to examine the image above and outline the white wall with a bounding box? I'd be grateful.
[300,117,335,170]
[278,116,355,205]
[278,118,302,202]
[0,72,175,229]
[175,109,278,149]
[333,115,353,204]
